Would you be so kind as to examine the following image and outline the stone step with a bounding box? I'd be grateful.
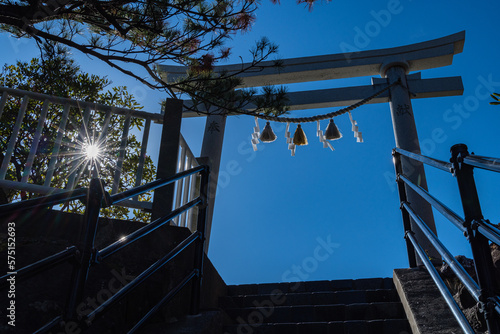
[223,319,412,334]
[224,302,406,324]
[227,278,394,296]
[220,289,400,308]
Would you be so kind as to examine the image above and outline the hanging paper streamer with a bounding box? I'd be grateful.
[285,123,292,144]
[348,112,363,143]
[251,116,260,151]
[260,121,277,142]
[317,120,334,151]
[285,122,295,156]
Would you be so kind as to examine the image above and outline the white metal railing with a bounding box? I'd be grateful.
[0,86,162,210]
[0,86,200,225]
[172,134,200,231]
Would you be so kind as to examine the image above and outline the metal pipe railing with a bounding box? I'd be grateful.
[394,147,454,173]
[0,188,87,215]
[0,86,205,218]
[66,105,92,190]
[0,85,162,122]
[392,149,417,267]
[173,144,187,225]
[477,219,500,247]
[190,167,209,315]
[451,144,500,334]
[0,90,8,118]
[396,144,500,333]
[0,95,29,180]
[398,174,467,232]
[402,202,481,301]
[22,99,50,183]
[127,270,198,334]
[463,155,500,173]
[112,113,132,194]
[33,315,64,334]
[0,87,161,212]
[65,178,104,319]
[134,118,151,190]
[109,165,205,205]
[0,88,208,333]
[97,197,201,261]
[177,134,200,228]
[44,103,71,187]
[85,231,201,325]
[406,232,475,334]
[180,155,193,227]
[0,246,78,288]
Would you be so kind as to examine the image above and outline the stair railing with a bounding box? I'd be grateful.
[0,86,163,208]
[0,164,209,334]
[0,86,200,218]
[172,134,200,230]
[393,144,500,334]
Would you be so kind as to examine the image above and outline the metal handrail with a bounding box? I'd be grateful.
[406,232,475,334]
[395,144,500,333]
[0,246,78,288]
[127,270,198,334]
[98,197,201,261]
[463,155,500,173]
[477,219,500,247]
[0,85,162,121]
[0,85,165,213]
[398,174,467,232]
[85,231,201,324]
[110,165,205,205]
[174,134,200,228]
[0,188,87,215]
[1,163,209,334]
[33,315,64,334]
[402,202,480,301]
[394,147,454,173]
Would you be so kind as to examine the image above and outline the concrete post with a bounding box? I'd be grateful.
[199,112,227,251]
[382,62,441,265]
[151,98,183,221]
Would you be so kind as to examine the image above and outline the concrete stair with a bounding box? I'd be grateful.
[220,278,411,334]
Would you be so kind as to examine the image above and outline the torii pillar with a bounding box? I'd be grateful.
[382,61,441,265]
[199,111,227,251]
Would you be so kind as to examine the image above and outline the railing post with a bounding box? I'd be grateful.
[451,143,500,334]
[393,150,417,268]
[152,98,183,221]
[65,178,103,320]
[190,166,209,315]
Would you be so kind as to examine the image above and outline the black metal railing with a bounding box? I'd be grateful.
[393,144,500,334]
[0,165,209,333]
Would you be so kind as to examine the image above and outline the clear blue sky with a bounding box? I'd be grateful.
[2,0,500,285]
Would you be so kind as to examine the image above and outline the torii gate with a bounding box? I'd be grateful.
[156,31,465,263]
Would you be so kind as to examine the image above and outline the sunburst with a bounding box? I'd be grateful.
[52,116,120,188]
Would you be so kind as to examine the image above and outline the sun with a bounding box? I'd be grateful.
[84,142,101,161]
[59,132,116,182]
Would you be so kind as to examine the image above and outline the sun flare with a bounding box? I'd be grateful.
[84,143,101,160]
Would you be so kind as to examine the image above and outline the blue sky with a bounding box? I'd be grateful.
[2,0,500,285]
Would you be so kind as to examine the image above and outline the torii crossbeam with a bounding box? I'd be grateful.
[158,31,464,115]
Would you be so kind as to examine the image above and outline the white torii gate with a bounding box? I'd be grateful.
[157,31,465,262]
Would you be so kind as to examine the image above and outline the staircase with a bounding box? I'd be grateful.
[220,278,411,334]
